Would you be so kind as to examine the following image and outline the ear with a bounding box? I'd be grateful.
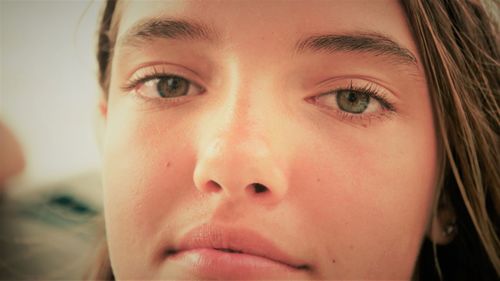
[427,189,458,245]
[95,97,108,151]
[99,96,108,118]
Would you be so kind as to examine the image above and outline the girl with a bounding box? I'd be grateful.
[90,0,499,280]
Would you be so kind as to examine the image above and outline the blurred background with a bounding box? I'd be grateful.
[1,0,101,188]
[1,1,105,279]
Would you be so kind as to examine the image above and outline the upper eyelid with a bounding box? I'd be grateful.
[318,80,383,94]
[125,63,206,88]
[122,74,204,95]
[313,76,400,100]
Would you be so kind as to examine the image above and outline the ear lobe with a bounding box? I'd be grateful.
[99,98,108,119]
[95,98,108,151]
[427,190,458,245]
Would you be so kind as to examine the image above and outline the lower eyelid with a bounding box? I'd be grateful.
[335,110,394,125]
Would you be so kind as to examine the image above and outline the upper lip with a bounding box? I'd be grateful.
[165,223,309,270]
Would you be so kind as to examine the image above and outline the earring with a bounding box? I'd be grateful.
[442,220,457,237]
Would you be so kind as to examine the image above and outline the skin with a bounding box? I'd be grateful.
[0,120,24,186]
[100,0,438,279]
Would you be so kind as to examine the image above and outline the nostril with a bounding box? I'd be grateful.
[205,180,222,192]
[251,183,269,194]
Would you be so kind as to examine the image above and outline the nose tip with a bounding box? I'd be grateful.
[193,138,288,203]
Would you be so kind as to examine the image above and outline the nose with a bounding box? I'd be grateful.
[193,126,289,204]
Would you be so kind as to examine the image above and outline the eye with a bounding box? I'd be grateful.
[315,88,385,115]
[335,90,371,114]
[308,81,397,125]
[138,75,203,99]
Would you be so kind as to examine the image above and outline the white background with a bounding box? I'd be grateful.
[1,0,102,187]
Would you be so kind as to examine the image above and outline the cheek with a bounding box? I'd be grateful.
[289,120,437,278]
[101,101,199,277]
[100,84,437,279]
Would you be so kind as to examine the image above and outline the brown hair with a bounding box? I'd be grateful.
[399,0,499,280]
[91,0,499,280]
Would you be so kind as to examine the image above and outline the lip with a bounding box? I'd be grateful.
[162,224,310,279]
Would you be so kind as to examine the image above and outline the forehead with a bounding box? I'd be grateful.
[115,0,419,56]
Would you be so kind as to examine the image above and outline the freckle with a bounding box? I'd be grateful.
[317,178,320,182]
[166,161,171,167]
[331,258,336,263]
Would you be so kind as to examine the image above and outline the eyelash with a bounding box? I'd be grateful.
[125,68,207,113]
[311,82,397,124]
[121,65,203,100]
[122,68,397,125]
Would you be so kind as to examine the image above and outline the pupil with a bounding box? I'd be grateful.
[347,92,358,103]
[336,90,370,114]
[168,78,179,90]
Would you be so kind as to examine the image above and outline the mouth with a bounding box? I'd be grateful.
[214,248,242,254]
[161,224,310,279]
[165,247,309,270]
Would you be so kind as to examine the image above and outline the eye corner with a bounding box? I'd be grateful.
[303,95,317,104]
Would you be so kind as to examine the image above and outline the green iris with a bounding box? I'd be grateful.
[157,76,189,98]
[336,90,370,114]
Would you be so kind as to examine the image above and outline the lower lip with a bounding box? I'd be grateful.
[165,248,306,279]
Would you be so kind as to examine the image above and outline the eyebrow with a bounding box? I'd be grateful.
[118,18,218,47]
[118,18,418,69]
[295,32,418,66]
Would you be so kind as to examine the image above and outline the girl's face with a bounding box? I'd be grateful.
[101,0,437,279]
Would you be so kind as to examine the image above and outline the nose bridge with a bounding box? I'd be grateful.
[193,68,288,203]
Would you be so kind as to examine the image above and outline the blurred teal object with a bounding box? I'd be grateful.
[0,172,103,280]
